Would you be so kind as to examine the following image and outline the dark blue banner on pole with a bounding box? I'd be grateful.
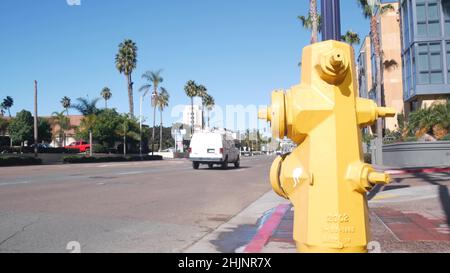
[321,0,341,41]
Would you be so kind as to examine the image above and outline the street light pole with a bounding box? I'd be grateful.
[139,94,143,157]
[33,80,38,158]
[321,0,341,41]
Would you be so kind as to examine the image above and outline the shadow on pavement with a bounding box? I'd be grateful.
[209,224,257,253]
[196,166,251,171]
[414,172,450,227]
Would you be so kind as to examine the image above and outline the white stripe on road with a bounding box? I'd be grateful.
[116,171,145,176]
[0,181,31,187]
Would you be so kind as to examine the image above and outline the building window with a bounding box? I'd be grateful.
[412,45,417,87]
[416,0,441,37]
[444,0,450,36]
[403,0,410,47]
[447,42,450,83]
[417,42,443,84]
[409,0,414,41]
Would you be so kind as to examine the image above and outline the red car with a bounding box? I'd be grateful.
[64,141,91,153]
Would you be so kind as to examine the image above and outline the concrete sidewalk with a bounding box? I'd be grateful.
[186,168,450,253]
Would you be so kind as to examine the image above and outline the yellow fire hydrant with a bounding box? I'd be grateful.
[259,40,396,253]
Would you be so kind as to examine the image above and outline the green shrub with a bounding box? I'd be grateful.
[92,144,109,154]
[441,135,450,141]
[403,136,418,142]
[0,146,79,154]
[0,156,42,166]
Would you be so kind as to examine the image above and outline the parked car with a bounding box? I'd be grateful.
[64,141,91,153]
[30,143,51,149]
[189,131,240,169]
[161,147,175,153]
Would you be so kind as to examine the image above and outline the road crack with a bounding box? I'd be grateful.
[0,217,41,248]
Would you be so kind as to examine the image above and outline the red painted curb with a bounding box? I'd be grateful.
[243,204,290,253]
[385,167,450,175]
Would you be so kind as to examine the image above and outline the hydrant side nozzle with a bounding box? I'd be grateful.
[377,107,396,118]
[368,172,391,186]
[258,106,272,122]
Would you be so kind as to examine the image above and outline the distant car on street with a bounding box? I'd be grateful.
[161,147,175,153]
[30,143,51,149]
[189,131,240,169]
[64,141,91,153]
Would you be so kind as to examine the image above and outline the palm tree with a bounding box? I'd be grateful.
[157,88,170,151]
[100,87,112,109]
[197,85,208,129]
[115,39,138,117]
[71,97,100,116]
[1,96,14,117]
[140,70,164,154]
[184,80,199,135]
[298,0,320,44]
[60,96,71,115]
[0,117,8,136]
[203,94,215,128]
[357,0,394,162]
[51,111,71,147]
[341,30,361,46]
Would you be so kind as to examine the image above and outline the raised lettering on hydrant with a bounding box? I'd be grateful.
[259,40,395,253]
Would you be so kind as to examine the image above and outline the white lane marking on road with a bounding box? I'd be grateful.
[98,163,134,168]
[0,181,31,186]
[116,171,145,176]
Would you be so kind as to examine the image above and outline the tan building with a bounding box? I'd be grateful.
[357,1,404,131]
[49,115,83,147]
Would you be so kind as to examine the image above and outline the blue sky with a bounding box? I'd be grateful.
[0,0,369,128]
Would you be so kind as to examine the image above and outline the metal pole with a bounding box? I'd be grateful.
[321,0,341,41]
[33,80,38,158]
[139,94,143,157]
[123,122,126,156]
[89,130,93,157]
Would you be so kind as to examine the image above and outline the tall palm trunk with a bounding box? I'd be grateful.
[151,88,157,155]
[371,16,384,164]
[127,73,134,117]
[201,104,205,130]
[310,0,319,44]
[159,109,163,152]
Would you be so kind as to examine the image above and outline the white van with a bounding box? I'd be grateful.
[189,131,240,169]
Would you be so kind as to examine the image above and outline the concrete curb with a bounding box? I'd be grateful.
[184,191,288,253]
[384,167,450,175]
[243,204,290,253]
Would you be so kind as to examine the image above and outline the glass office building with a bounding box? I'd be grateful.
[400,0,450,110]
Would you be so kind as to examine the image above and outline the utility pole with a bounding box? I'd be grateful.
[34,80,38,158]
[139,94,143,157]
[151,92,157,156]
[89,130,93,157]
[123,121,127,156]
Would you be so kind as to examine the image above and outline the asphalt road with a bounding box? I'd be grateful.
[0,156,273,253]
